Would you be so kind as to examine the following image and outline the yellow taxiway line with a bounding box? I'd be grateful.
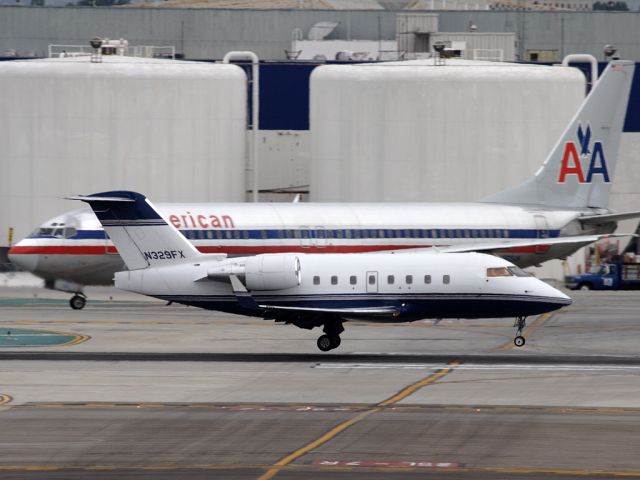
[258,359,462,480]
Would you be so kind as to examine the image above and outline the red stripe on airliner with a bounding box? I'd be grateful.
[8,244,552,256]
[8,246,118,255]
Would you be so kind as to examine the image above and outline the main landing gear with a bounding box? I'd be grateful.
[513,316,526,347]
[69,293,87,310]
[317,320,344,352]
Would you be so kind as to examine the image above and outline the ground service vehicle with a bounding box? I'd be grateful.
[565,256,640,290]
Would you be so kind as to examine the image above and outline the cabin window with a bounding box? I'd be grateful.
[368,275,376,285]
[504,229,509,238]
[387,275,395,284]
[327,230,334,239]
[313,276,320,285]
[233,231,240,239]
[424,275,431,284]
[350,275,357,285]
[331,276,338,285]
[216,231,223,240]
[353,229,360,239]
[243,230,250,239]
[226,231,232,240]
[277,230,283,239]
[345,230,352,239]
[487,267,512,277]
[379,230,385,238]
[301,230,308,239]
[207,231,213,240]
[405,275,413,284]
[443,275,450,284]
[336,230,344,239]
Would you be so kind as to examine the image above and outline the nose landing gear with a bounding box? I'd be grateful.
[69,293,87,310]
[513,316,526,347]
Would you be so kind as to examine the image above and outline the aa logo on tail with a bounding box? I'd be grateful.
[557,124,610,184]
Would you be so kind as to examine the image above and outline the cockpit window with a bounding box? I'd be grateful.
[64,227,78,239]
[507,266,531,277]
[486,267,513,277]
[31,223,71,238]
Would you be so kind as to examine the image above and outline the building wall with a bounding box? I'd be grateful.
[2,8,640,61]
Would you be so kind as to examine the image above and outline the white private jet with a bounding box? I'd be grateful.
[73,190,572,351]
[9,60,638,310]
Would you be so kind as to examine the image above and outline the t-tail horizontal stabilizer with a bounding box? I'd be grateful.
[69,191,202,271]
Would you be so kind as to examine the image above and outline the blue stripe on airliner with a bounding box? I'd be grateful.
[29,228,561,241]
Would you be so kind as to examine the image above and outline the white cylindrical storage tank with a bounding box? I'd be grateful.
[310,59,586,202]
[0,56,246,242]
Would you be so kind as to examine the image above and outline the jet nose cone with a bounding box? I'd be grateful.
[7,245,39,272]
[541,281,572,306]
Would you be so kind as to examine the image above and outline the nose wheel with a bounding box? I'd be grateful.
[513,316,527,347]
[69,294,87,310]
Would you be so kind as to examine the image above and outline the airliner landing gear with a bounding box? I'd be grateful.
[69,293,87,310]
[513,316,526,347]
[317,319,344,352]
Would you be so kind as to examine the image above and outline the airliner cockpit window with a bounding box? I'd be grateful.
[64,227,77,239]
[486,267,513,277]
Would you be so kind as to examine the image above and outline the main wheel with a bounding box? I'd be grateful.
[317,335,333,352]
[70,295,86,310]
[330,335,341,349]
[514,335,525,347]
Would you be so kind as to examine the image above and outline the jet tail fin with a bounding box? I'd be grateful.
[70,191,202,271]
[483,60,634,209]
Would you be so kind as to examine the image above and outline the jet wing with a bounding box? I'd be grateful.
[578,210,640,225]
[392,234,634,255]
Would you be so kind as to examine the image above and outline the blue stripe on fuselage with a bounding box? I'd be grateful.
[28,228,561,241]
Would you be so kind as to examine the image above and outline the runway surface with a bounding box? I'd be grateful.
[1,286,640,479]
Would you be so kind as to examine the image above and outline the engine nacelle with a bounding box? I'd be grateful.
[244,254,301,291]
[207,254,301,291]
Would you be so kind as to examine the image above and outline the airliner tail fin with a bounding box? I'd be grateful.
[484,60,634,209]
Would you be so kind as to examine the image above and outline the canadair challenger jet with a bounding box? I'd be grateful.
[9,60,638,310]
[73,190,572,350]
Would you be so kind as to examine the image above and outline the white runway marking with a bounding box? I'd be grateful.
[314,363,640,372]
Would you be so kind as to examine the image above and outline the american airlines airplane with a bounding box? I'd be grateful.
[74,190,572,350]
[9,60,638,310]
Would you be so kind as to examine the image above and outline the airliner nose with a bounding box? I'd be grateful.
[7,244,39,272]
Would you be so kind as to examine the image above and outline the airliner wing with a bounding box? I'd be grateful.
[579,211,640,225]
[398,234,634,255]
